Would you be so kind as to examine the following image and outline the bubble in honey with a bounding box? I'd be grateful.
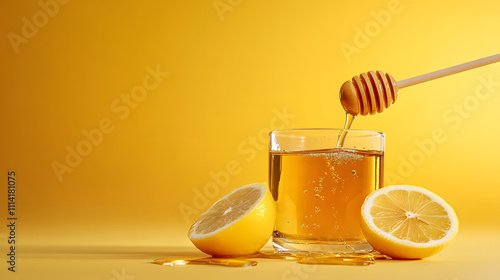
[351,170,356,175]
[314,194,320,198]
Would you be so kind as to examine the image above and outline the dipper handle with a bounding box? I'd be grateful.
[398,53,500,89]
[340,53,500,116]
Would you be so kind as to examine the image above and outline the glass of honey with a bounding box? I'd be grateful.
[269,129,384,253]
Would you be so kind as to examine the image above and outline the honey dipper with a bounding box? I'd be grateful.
[340,53,500,115]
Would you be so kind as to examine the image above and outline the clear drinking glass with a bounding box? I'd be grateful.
[269,129,384,253]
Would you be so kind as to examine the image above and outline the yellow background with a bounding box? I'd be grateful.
[1,0,500,279]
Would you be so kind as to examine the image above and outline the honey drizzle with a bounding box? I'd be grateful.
[337,112,356,147]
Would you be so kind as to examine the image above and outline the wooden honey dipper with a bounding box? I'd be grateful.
[340,53,500,116]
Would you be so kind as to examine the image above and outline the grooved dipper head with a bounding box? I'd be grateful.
[339,71,399,116]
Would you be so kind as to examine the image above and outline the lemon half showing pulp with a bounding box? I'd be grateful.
[188,183,276,257]
[361,185,459,259]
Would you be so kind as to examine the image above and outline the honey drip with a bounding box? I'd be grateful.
[336,112,356,147]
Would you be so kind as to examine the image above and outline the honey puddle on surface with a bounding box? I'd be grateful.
[152,251,391,267]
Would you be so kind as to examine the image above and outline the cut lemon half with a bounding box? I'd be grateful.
[188,182,276,257]
[361,185,459,259]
